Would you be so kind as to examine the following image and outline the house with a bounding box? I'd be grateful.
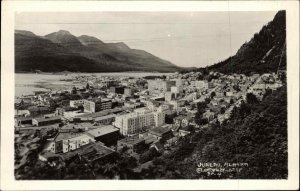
[60,142,116,163]
[179,126,192,137]
[118,136,146,154]
[164,136,179,148]
[86,125,119,146]
[27,106,51,117]
[148,126,173,141]
[15,116,33,127]
[150,142,164,153]
[173,114,193,128]
[38,151,61,162]
[52,131,95,153]
[32,116,61,127]
[15,109,30,117]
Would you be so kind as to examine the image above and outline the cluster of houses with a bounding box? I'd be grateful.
[15,71,284,167]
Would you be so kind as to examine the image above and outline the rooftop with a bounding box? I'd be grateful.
[15,116,33,121]
[61,142,115,161]
[149,126,171,137]
[119,136,145,145]
[94,114,116,121]
[54,132,85,142]
[33,116,61,122]
[61,122,97,130]
[86,125,119,138]
[75,107,128,118]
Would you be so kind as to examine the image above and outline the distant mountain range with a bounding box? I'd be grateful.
[204,10,286,75]
[15,30,186,73]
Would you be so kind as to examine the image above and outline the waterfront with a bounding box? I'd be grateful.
[15,72,171,97]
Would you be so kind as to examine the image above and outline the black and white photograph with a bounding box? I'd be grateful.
[1,0,299,190]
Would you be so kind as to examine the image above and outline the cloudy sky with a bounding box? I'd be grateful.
[15,12,277,68]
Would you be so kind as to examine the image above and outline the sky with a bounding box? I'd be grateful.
[15,12,277,68]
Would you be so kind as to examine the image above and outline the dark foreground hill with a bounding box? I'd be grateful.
[194,11,286,75]
[15,30,183,73]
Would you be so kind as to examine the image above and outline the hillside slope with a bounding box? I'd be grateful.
[207,11,286,75]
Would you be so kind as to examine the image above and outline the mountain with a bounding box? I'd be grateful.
[204,10,286,75]
[15,33,104,72]
[15,30,182,73]
[15,30,37,37]
[77,35,104,46]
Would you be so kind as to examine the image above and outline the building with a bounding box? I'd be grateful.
[70,100,85,108]
[71,99,113,113]
[83,99,112,113]
[83,100,96,113]
[173,115,192,128]
[27,106,51,117]
[15,109,30,117]
[148,80,176,95]
[153,107,165,127]
[178,126,192,137]
[100,80,117,88]
[110,86,125,94]
[148,126,173,141]
[170,86,180,98]
[95,114,116,125]
[150,142,164,153]
[86,125,119,146]
[165,92,176,102]
[118,136,146,154]
[15,116,33,127]
[55,107,65,116]
[114,107,165,136]
[32,116,61,127]
[173,78,184,93]
[190,80,208,89]
[51,131,95,153]
[60,142,116,163]
[124,87,135,96]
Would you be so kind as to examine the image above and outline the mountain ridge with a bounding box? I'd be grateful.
[15,30,183,73]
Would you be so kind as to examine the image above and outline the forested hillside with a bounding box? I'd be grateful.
[194,11,286,75]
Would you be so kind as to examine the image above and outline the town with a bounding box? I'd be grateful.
[14,71,284,179]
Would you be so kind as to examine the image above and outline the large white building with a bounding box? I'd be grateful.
[114,106,166,136]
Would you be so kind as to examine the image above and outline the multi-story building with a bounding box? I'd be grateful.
[50,132,95,153]
[114,106,166,136]
[148,80,176,95]
[83,100,96,113]
[70,100,85,108]
[71,99,113,113]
